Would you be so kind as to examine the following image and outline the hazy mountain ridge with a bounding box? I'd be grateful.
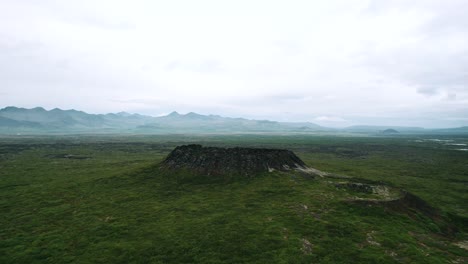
[0,107,327,134]
[1,106,467,134]
[342,125,425,133]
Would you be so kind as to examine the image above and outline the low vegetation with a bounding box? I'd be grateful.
[0,134,466,263]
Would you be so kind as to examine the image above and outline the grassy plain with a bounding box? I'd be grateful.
[0,134,467,263]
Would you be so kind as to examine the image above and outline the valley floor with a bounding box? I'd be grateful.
[0,134,467,263]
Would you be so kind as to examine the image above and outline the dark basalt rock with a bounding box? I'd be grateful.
[161,144,307,176]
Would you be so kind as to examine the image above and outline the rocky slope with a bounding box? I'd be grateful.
[160,144,308,176]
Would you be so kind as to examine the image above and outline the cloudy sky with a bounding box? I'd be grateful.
[1,0,467,128]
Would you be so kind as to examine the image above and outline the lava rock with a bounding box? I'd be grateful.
[160,144,307,176]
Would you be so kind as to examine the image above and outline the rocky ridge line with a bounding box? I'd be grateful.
[160,144,308,176]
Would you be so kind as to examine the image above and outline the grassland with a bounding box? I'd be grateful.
[0,134,467,263]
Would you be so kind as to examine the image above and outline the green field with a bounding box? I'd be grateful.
[1,134,467,263]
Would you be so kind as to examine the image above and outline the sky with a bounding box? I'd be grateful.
[0,0,467,128]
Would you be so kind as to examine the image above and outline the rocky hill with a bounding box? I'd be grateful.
[160,144,307,176]
[381,128,399,134]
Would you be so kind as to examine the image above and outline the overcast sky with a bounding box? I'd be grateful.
[1,0,467,128]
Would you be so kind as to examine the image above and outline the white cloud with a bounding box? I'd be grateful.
[0,0,467,128]
[315,116,347,122]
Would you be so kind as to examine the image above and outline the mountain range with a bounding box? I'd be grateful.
[0,106,467,135]
[0,106,325,134]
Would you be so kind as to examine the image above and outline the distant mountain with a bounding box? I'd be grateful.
[0,106,153,133]
[0,116,42,128]
[381,128,399,134]
[430,126,468,134]
[0,107,326,134]
[140,111,327,133]
[0,106,104,128]
[343,125,425,133]
[341,125,468,135]
[2,106,467,135]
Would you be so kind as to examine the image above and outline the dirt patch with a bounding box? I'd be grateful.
[335,182,394,200]
[366,231,381,246]
[301,238,313,254]
[454,241,468,250]
[46,154,91,160]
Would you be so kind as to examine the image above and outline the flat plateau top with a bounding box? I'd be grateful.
[161,144,307,175]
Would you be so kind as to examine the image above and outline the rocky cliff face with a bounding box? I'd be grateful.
[161,144,307,176]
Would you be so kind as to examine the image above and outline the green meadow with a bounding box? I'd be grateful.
[1,134,467,263]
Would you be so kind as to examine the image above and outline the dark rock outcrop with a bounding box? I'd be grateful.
[161,144,307,176]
